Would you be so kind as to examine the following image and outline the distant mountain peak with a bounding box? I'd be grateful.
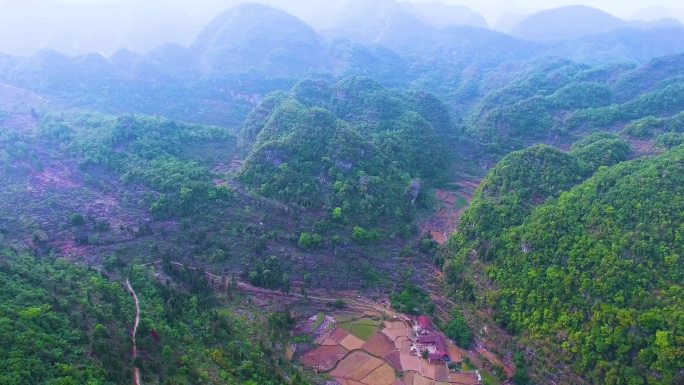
[191,3,325,76]
[510,5,626,41]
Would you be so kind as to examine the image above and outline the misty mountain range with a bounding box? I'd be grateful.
[1,2,683,127]
[0,0,682,56]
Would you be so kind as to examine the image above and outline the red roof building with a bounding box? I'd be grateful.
[416,315,433,334]
[417,333,450,363]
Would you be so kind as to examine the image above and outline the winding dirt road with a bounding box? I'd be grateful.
[125,279,142,385]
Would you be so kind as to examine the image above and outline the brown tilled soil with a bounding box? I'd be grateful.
[330,350,373,378]
[331,327,351,342]
[382,320,408,341]
[402,372,416,385]
[384,351,402,371]
[447,341,465,363]
[449,372,479,385]
[433,364,449,382]
[359,363,395,385]
[362,331,396,357]
[301,345,348,372]
[346,356,384,381]
[339,333,366,351]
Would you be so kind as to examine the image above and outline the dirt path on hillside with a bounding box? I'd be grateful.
[125,279,142,385]
[145,260,389,314]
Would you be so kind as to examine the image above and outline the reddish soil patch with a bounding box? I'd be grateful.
[411,375,434,385]
[346,356,384,381]
[301,345,348,372]
[436,190,457,205]
[420,179,480,245]
[429,230,447,245]
[360,363,395,385]
[629,138,659,157]
[331,327,351,342]
[450,372,479,385]
[340,333,366,351]
[403,372,416,385]
[382,320,408,341]
[447,341,465,364]
[433,364,449,382]
[330,350,372,378]
[396,336,421,373]
[321,338,339,346]
[52,239,91,257]
[384,351,402,371]
[31,162,83,192]
[362,331,396,357]
[423,363,438,381]
[339,380,366,385]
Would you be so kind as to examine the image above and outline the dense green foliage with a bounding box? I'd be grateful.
[460,145,585,246]
[445,310,473,348]
[390,282,435,316]
[449,145,684,385]
[0,249,309,385]
[239,77,451,226]
[465,59,617,149]
[459,138,630,258]
[623,112,684,139]
[40,113,236,218]
[247,255,292,292]
[2,8,684,385]
[567,83,684,131]
[463,55,684,155]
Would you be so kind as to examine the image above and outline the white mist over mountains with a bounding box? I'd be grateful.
[0,0,682,55]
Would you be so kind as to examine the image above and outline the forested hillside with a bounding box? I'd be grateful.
[462,54,684,154]
[39,113,236,218]
[239,77,452,226]
[0,247,311,385]
[447,145,684,385]
[1,2,684,385]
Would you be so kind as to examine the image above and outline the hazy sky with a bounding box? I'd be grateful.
[0,0,682,55]
[38,0,684,22]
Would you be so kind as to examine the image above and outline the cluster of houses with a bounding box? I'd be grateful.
[410,315,452,364]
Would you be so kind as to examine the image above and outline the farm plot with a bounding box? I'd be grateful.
[331,350,396,385]
[382,320,408,341]
[339,333,366,350]
[301,344,348,371]
[339,317,382,340]
[362,331,396,357]
[396,336,421,372]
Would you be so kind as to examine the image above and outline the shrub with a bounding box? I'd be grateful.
[70,213,85,226]
[352,226,380,243]
[298,232,322,249]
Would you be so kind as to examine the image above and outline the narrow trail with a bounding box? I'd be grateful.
[125,279,142,385]
[145,259,386,313]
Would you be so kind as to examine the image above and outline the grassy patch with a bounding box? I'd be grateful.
[339,318,380,341]
[311,312,325,332]
[481,369,501,385]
